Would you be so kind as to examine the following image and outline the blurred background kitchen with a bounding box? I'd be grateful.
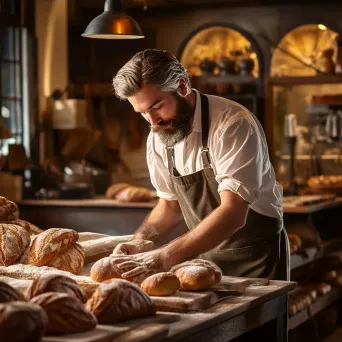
[2,1,342,340]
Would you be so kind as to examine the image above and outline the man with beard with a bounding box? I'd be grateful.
[111,49,289,283]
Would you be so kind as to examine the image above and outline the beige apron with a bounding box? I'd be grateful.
[166,92,290,280]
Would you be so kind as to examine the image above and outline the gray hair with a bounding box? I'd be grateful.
[113,49,191,100]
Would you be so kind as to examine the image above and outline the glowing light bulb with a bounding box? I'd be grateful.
[318,24,327,31]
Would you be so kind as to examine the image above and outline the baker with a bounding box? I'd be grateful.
[111,49,289,283]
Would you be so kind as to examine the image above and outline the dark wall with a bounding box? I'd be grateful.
[68,4,342,87]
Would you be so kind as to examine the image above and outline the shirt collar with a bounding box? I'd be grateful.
[192,89,202,133]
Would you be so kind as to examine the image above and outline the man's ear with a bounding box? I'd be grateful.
[177,78,188,97]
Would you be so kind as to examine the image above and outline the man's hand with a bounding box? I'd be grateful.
[111,249,170,283]
[112,239,155,255]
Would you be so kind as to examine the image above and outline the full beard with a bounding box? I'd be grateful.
[151,94,193,146]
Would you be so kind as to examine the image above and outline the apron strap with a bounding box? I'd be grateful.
[166,146,175,176]
[199,92,211,168]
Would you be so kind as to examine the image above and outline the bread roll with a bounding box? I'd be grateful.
[115,186,152,202]
[0,197,19,221]
[141,272,180,296]
[86,279,156,324]
[0,301,48,341]
[29,274,87,303]
[0,281,25,303]
[6,219,42,235]
[21,228,78,266]
[47,243,85,274]
[105,183,130,199]
[173,265,216,291]
[0,223,31,266]
[299,281,331,296]
[90,256,122,282]
[31,292,97,334]
[171,259,223,283]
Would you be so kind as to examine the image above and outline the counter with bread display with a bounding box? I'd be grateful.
[0,196,296,342]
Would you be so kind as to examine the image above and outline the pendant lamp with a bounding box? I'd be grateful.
[81,0,144,39]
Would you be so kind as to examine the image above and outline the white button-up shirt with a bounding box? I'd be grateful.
[147,89,283,219]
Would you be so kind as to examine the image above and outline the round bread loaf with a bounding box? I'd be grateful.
[115,186,152,202]
[0,223,31,266]
[0,197,19,221]
[86,279,156,324]
[140,272,180,296]
[0,301,48,341]
[90,256,122,282]
[47,243,85,274]
[105,183,130,199]
[29,274,87,303]
[0,281,25,303]
[170,259,222,284]
[31,292,97,334]
[173,265,216,291]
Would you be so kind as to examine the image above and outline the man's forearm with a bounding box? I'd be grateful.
[162,199,249,267]
[133,198,183,243]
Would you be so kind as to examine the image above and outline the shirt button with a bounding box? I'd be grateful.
[184,167,189,174]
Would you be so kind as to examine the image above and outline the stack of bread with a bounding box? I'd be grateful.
[105,183,156,202]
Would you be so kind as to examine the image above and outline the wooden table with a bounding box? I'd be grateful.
[44,280,296,342]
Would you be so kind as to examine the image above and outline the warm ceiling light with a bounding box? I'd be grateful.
[318,24,327,31]
[82,0,144,39]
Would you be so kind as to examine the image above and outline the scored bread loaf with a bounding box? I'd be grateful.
[0,223,31,266]
[6,219,42,235]
[47,243,85,274]
[0,301,48,341]
[31,292,97,334]
[0,281,26,303]
[0,197,19,221]
[105,183,130,199]
[115,186,153,202]
[90,256,122,282]
[29,274,88,303]
[172,265,217,291]
[21,228,78,266]
[86,279,156,324]
[140,272,180,296]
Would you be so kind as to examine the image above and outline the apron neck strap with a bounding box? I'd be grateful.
[165,91,211,174]
[199,92,211,168]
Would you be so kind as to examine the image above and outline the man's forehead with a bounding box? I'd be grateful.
[128,86,164,113]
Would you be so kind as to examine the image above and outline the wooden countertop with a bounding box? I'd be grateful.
[18,198,157,209]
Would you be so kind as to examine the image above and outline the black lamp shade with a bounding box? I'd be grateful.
[82,11,144,39]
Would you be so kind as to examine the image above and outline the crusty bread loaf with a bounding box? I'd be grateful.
[29,274,87,303]
[140,272,180,296]
[90,256,122,282]
[0,196,19,221]
[115,186,153,202]
[0,301,48,341]
[47,242,85,274]
[86,279,156,324]
[0,264,99,298]
[105,183,130,199]
[0,281,25,303]
[171,259,223,283]
[6,219,42,235]
[22,228,78,267]
[0,223,31,266]
[31,292,97,334]
[172,265,217,291]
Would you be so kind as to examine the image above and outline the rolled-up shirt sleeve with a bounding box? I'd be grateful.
[214,115,264,204]
[146,133,177,201]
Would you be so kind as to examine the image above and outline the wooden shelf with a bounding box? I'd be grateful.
[290,237,342,271]
[199,74,258,85]
[267,74,342,86]
[288,288,341,330]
